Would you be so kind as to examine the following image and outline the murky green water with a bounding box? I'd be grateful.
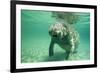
[21,10,90,63]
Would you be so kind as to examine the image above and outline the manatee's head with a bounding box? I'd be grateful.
[49,22,68,40]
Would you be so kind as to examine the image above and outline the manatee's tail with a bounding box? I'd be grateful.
[49,39,54,57]
[52,12,79,25]
[64,12,79,24]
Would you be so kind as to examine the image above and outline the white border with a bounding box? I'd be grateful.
[16,4,95,69]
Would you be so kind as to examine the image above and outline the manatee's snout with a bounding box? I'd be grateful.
[49,30,60,38]
[52,34,58,37]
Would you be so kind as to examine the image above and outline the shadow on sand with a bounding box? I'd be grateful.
[44,52,67,62]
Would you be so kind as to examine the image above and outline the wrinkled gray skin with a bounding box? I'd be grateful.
[49,22,80,60]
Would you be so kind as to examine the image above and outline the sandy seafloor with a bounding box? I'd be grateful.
[21,10,90,63]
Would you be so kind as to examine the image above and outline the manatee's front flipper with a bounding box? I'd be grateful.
[49,39,55,57]
[65,51,70,60]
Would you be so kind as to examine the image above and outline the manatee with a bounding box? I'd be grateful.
[49,22,80,60]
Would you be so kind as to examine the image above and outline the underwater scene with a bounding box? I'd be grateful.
[21,10,90,63]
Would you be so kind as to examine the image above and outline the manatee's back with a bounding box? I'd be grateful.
[64,24,80,50]
[73,30,80,49]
